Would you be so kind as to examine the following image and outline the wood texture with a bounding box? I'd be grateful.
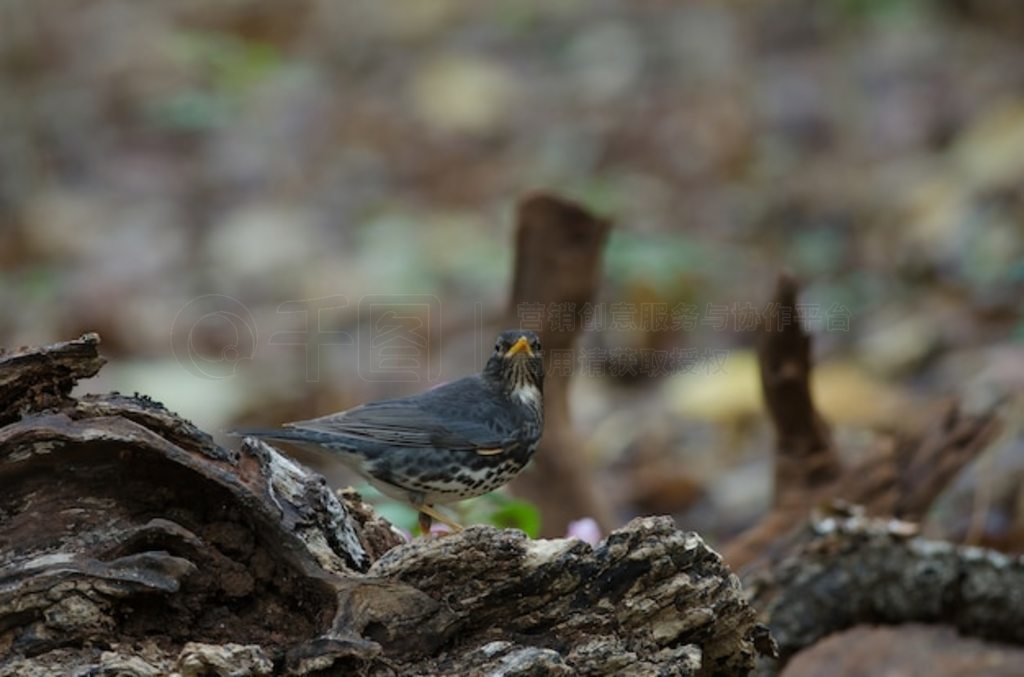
[757,272,841,510]
[748,509,1024,674]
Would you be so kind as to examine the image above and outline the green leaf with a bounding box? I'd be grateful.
[356,484,542,536]
[486,499,542,538]
[373,501,419,534]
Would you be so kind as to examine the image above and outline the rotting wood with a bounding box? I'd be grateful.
[747,507,1024,675]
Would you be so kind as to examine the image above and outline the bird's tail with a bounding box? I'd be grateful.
[228,426,343,447]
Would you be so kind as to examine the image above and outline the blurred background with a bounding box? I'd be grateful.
[1,0,1022,543]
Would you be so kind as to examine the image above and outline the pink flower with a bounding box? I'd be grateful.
[566,517,601,545]
[429,522,452,536]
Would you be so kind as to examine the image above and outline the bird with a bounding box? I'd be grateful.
[234,329,544,535]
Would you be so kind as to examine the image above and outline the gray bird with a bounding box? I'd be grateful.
[235,330,544,534]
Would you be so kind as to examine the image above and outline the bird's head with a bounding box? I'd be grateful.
[484,329,544,401]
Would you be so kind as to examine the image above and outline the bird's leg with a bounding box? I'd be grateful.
[416,504,464,534]
[417,511,433,536]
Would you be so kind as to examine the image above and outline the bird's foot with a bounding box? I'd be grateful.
[417,505,464,536]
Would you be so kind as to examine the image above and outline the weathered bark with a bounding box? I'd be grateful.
[0,335,772,675]
[507,193,617,537]
[747,508,1024,675]
[0,332,106,426]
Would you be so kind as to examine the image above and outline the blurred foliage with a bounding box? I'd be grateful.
[836,0,930,20]
[148,31,284,131]
[358,485,542,538]
[171,31,282,94]
[472,493,542,537]
[2,0,1023,549]
[605,231,710,290]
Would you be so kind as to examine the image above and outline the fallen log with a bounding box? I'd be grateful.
[747,507,1024,674]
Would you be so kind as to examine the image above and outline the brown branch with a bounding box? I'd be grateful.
[757,272,841,510]
[842,400,1003,521]
[724,274,840,569]
[724,274,1001,571]
[506,193,616,537]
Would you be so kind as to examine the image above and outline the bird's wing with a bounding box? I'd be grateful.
[289,398,512,452]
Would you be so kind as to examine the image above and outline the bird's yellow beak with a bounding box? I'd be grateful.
[504,336,534,358]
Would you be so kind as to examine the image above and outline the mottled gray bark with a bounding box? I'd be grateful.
[1,335,771,675]
[747,507,1024,675]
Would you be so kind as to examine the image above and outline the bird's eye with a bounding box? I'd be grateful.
[495,343,501,352]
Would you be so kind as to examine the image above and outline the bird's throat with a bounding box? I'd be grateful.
[511,383,542,411]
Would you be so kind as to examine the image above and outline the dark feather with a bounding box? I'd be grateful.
[263,374,528,453]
